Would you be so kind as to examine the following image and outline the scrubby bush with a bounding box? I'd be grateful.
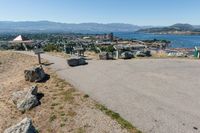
[43,44,61,52]
[100,45,115,53]
[89,45,100,53]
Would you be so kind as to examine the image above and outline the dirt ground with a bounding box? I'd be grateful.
[0,51,138,133]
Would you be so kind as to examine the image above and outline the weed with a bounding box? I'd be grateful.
[95,104,141,133]
[51,103,59,106]
[60,112,65,116]
[59,106,64,110]
[62,117,67,122]
[49,114,57,122]
[61,89,75,102]
[67,110,77,117]
[83,94,89,98]
[60,123,65,127]
[52,97,57,100]
[76,127,86,133]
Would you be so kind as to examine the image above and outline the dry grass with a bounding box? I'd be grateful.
[47,52,70,59]
[151,50,168,58]
[84,51,99,59]
[0,51,140,133]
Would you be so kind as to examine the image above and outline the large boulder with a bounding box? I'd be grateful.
[4,117,37,133]
[11,91,27,105]
[144,50,151,57]
[17,94,39,112]
[121,51,133,59]
[24,66,46,82]
[12,86,40,112]
[135,51,146,57]
[67,57,88,67]
[99,52,113,60]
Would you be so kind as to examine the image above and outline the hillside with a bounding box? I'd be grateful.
[136,23,200,35]
[0,21,141,33]
[0,51,140,133]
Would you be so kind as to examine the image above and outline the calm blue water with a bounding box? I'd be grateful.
[115,33,200,48]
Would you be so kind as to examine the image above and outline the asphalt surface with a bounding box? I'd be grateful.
[21,52,200,133]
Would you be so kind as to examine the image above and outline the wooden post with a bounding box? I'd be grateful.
[34,48,44,65]
[37,53,41,64]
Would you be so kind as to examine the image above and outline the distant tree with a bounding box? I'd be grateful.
[43,44,61,52]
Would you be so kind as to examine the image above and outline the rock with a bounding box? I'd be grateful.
[17,94,39,112]
[4,117,37,133]
[24,66,46,82]
[167,52,187,57]
[12,86,39,112]
[135,51,146,57]
[107,52,114,59]
[11,91,26,105]
[144,50,151,57]
[28,86,38,96]
[99,52,113,60]
[67,57,88,67]
[121,51,133,59]
[99,52,109,60]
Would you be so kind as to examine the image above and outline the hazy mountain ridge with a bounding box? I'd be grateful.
[0,21,142,33]
[137,23,200,34]
[0,21,199,34]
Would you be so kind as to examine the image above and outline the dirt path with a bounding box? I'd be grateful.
[20,51,200,133]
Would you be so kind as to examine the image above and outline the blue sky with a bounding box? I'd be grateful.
[0,0,199,26]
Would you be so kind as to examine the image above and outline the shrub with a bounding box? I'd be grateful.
[83,94,89,98]
[43,44,61,52]
[99,45,115,53]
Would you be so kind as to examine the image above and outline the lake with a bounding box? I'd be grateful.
[115,33,200,48]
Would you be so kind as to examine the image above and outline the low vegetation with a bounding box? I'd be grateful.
[95,104,141,133]
[43,44,61,52]
[49,114,57,122]
[83,94,89,98]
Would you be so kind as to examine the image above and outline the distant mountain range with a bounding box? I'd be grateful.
[136,23,200,35]
[0,21,199,34]
[0,21,144,33]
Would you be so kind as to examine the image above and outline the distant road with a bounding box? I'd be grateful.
[20,51,200,133]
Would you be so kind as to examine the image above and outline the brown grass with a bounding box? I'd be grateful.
[0,51,140,133]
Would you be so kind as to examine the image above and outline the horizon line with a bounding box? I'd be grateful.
[0,20,198,27]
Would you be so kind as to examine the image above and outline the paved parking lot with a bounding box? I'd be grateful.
[22,52,200,133]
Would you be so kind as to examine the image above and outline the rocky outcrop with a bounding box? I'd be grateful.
[4,117,37,133]
[67,57,88,67]
[12,86,40,112]
[24,66,46,82]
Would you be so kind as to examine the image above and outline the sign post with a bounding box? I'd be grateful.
[33,49,44,64]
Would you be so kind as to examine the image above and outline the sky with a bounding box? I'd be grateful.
[0,0,200,26]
